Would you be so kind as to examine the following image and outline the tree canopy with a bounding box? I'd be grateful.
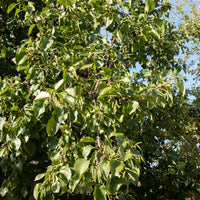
[0,0,199,199]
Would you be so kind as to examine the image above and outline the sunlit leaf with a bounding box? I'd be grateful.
[7,3,17,14]
[74,159,90,176]
[34,91,50,101]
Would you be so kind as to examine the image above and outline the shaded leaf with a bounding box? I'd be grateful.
[94,185,106,200]
[46,117,59,136]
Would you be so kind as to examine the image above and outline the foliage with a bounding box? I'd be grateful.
[0,0,199,199]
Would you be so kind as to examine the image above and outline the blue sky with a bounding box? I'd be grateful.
[168,0,200,90]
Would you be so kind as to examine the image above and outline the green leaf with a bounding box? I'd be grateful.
[60,166,72,180]
[126,167,140,184]
[50,149,60,162]
[7,3,17,14]
[99,86,112,96]
[65,88,76,97]
[80,64,93,70]
[1,49,6,58]
[69,173,80,192]
[53,182,60,193]
[18,55,28,65]
[0,187,8,197]
[74,158,90,176]
[34,173,45,181]
[83,145,94,158]
[34,91,50,101]
[41,37,54,51]
[110,158,124,176]
[107,177,123,195]
[28,24,36,35]
[145,0,155,13]
[177,161,186,170]
[0,117,6,131]
[80,136,95,143]
[12,138,21,151]
[33,100,46,117]
[105,18,113,29]
[66,95,75,106]
[94,185,106,200]
[129,101,139,115]
[99,160,110,179]
[177,80,185,96]
[46,117,59,136]
[55,79,64,90]
[33,183,41,200]
[120,77,131,84]
[116,30,123,42]
[151,29,160,40]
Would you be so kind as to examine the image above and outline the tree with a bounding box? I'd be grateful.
[0,0,199,199]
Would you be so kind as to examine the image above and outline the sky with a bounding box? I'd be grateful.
[168,0,200,90]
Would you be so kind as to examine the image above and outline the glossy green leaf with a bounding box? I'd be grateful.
[18,55,28,65]
[151,29,160,40]
[55,79,64,90]
[53,182,60,193]
[33,183,41,200]
[12,138,21,151]
[41,37,53,51]
[60,166,72,180]
[34,173,45,181]
[83,145,94,158]
[34,91,50,101]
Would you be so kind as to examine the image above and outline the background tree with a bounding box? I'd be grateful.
[0,0,199,199]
